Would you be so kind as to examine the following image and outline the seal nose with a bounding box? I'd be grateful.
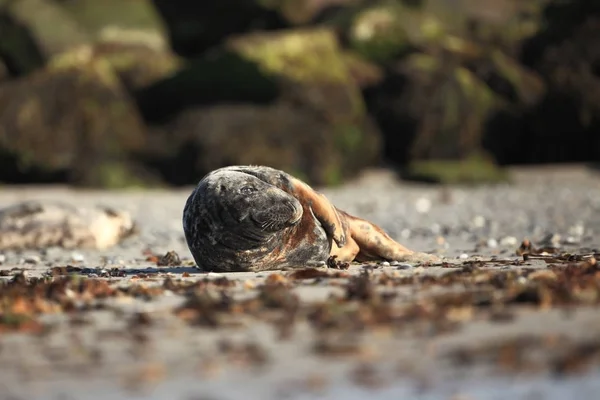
[285,200,302,225]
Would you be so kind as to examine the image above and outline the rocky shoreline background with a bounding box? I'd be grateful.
[1,0,599,189]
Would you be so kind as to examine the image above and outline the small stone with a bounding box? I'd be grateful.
[500,236,518,246]
[540,233,561,246]
[486,238,498,248]
[21,255,41,264]
[208,272,224,278]
[317,261,327,267]
[381,261,390,267]
[473,216,486,228]
[71,252,85,262]
[564,236,580,244]
[459,253,469,259]
[390,261,400,266]
[568,223,585,237]
[415,198,432,214]
[396,263,413,270]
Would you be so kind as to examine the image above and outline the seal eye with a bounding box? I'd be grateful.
[240,186,256,195]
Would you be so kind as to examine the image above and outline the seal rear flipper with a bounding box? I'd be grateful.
[339,210,416,261]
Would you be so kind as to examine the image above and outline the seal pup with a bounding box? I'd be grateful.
[183,165,440,272]
[0,200,137,250]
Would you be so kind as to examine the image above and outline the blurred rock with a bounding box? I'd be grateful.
[58,0,169,50]
[261,0,364,25]
[342,51,384,88]
[347,3,411,63]
[488,1,600,165]
[139,28,382,186]
[0,57,149,187]
[150,103,365,186]
[0,0,89,75]
[150,0,286,57]
[228,28,381,176]
[53,41,183,93]
[359,0,547,173]
[0,59,7,81]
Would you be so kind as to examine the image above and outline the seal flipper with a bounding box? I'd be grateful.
[287,176,347,248]
[335,210,437,263]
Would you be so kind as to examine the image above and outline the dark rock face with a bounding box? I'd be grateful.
[149,0,287,57]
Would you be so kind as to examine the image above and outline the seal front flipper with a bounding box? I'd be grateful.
[288,176,347,247]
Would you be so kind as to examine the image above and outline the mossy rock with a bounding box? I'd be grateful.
[0,59,147,186]
[135,50,280,124]
[348,4,412,64]
[402,151,510,185]
[227,28,381,173]
[137,27,383,185]
[58,0,169,50]
[152,103,361,187]
[150,0,285,57]
[50,42,183,93]
[0,0,89,75]
[0,58,8,81]
[258,0,360,25]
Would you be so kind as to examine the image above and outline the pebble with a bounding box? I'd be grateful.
[415,198,432,214]
[21,255,41,265]
[459,253,469,259]
[486,238,498,248]
[565,236,580,244]
[540,233,561,246]
[473,216,486,228]
[568,223,585,237]
[71,252,85,262]
[500,236,518,247]
[396,263,414,270]
[317,261,327,266]
[380,261,390,267]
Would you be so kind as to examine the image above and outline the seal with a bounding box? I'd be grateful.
[183,165,440,272]
[0,200,137,250]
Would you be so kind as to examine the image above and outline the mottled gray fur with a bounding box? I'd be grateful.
[182,166,330,272]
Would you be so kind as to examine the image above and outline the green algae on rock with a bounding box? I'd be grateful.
[50,42,183,93]
[226,28,382,185]
[0,60,147,187]
[58,0,169,51]
[137,27,382,187]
